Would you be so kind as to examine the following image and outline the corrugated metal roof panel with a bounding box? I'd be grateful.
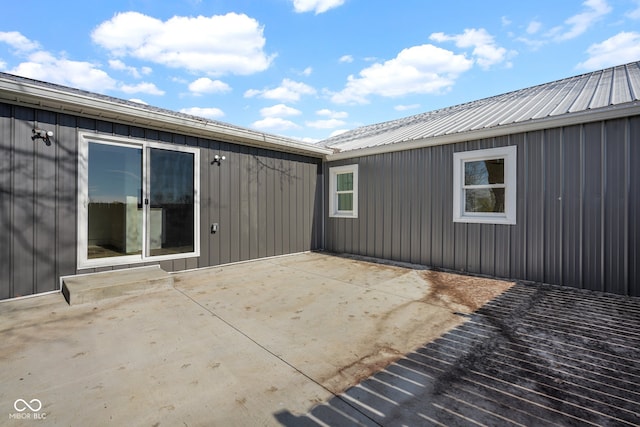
[323,61,640,153]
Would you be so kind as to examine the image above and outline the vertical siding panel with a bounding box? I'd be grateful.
[410,150,422,264]
[629,116,640,296]
[526,131,544,282]
[374,155,385,259]
[281,153,291,255]
[218,142,231,265]
[493,135,511,278]
[257,151,268,258]
[56,113,77,284]
[467,224,481,273]
[229,145,241,262]
[34,111,57,293]
[358,156,377,257]
[441,144,455,269]
[604,119,627,294]
[13,107,36,297]
[198,139,211,267]
[562,125,582,287]
[430,147,444,267]
[390,153,401,261]
[420,148,432,266]
[296,160,305,253]
[239,146,251,260]
[0,104,13,298]
[582,122,604,291]
[355,158,366,255]
[248,149,259,260]
[454,222,467,271]
[382,155,393,260]
[399,151,411,262]
[274,152,284,256]
[480,225,495,276]
[266,152,276,256]
[313,160,322,250]
[511,134,527,279]
[300,163,313,251]
[544,128,563,285]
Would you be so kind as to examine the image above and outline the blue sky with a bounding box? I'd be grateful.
[1,0,639,142]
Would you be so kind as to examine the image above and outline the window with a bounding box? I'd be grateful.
[329,164,358,218]
[453,146,516,224]
[77,132,200,268]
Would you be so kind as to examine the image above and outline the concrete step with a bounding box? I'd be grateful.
[62,265,173,305]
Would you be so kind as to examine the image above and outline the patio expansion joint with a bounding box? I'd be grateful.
[172,285,385,427]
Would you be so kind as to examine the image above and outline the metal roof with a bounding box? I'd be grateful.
[0,72,332,158]
[322,61,640,159]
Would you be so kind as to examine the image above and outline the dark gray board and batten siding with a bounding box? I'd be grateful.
[1,102,323,299]
[325,116,640,296]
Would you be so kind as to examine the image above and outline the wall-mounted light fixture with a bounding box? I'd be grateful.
[32,128,53,146]
[211,154,226,165]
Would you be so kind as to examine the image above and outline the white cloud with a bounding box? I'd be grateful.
[260,104,302,117]
[252,117,300,131]
[120,82,165,95]
[331,44,473,104]
[394,104,420,111]
[577,31,640,70]
[188,77,231,95]
[244,78,316,102]
[0,31,40,52]
[526,21,542,35]
[92,12,274,75]
[108,59,151,78]
[339,55,354,63]
[292,0,345,14]
[0,59,6,70]
[316,108,348,119]
[430,28,507,69]
[627,2,640,19]
[9,50,118,92]
[501,16,512,27]
[551,0,612,41]
[306,118,346,129]
[301,66,313,76]
[180,107,225,119]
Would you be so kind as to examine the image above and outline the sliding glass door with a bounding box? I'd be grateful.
[78,134,199,268]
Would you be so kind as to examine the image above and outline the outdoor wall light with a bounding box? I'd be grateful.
[211,154,226,165]
[32,128,53,146]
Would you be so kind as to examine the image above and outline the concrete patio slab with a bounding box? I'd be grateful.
[0,252,512,426]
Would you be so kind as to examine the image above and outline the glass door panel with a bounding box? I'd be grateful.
[87,143,143,259]
[148,148,195,256]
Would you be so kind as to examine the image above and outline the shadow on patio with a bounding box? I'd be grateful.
[275,282,640,426]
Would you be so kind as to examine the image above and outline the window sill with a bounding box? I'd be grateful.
[453,215,515,225]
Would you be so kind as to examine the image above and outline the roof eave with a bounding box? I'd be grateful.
[325,102,640,161]
[0,77,333,158]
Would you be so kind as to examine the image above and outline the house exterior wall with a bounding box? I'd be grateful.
[325,115,640,297]
[0,102,323,299]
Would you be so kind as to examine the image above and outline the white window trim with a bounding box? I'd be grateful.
[329,164,358,218]
[453,146,516,225]
[77,132,200,269]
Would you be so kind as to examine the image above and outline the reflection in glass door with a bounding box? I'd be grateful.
[87,143,143,259]
[148,148,195,256]
[80,134,199,268]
